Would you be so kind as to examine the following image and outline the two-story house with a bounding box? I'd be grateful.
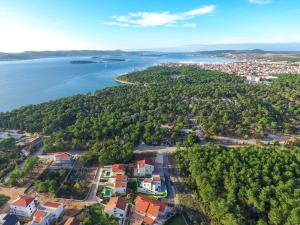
[104,197,127,219]
[136,159,154,177]
[138,175,161,194]
[108,175,128,194]
[10,195,37,218]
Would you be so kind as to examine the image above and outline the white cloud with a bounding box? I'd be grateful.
[103,5,215,27]
[248,0,272,4]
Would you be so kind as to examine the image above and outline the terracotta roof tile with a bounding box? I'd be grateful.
[143,216,155,225]
[55,152,72,158]
[11,195,35,207]
[104,197,126,212]
[43,201,63,209]
[33,210,48,223]
[112,164,125,173]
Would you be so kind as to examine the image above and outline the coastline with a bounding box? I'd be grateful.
[114,77,136,85]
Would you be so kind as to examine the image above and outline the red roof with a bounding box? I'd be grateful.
[55,152,72,158]
[64,217,81,225]
[64,217,80,225]
[137,158,154,168]
[112,164,125,173]
[143,178,153,183]
[115,181,126,188]
[143,216,155,225]
[33,210,48,223]
[112,175,127,180]
[153,176,161,182]
[104,197,126,212]
[135,195,166,217]
[43,201,63,209]
[11,195,35,207]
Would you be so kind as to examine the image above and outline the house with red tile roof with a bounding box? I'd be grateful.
[31,210,52,225]
[51,152,75,168]
[64,217,82,225]
[134,195,167,225]
[138,175,162,194]
[108,175,128,194]
[111,164,126,176]
[41,201,64,219]
[104,197,127,219]
[136,159,154,176]
[10,195,37,218]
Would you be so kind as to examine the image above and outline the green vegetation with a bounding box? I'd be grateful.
[7,156,38,186]
[1,66,300,165]
[34,169,68,195]
[0,137,22,179]
[164,214,187,225]
[0,194,9,207]
[175,143,300,225]
[83,204,118,225]
[35,168,91,200]
[58,169,91,200]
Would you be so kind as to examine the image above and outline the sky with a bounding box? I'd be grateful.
[0,0,300,52]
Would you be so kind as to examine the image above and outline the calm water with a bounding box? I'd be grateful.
[0,54,235,112]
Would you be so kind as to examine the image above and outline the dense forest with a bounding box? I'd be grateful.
[0,65,300,223]
[0,137,22,179]
[175,144,300,225]
[0,66,300,164]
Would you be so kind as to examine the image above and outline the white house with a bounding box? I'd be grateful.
[41,201,64,219]
[138,175,161,194]
[104,197,127,219]
[30,201,64,225]
[0,214,20,225]
[51,152,75,168]
[137,159,154,177]
[109,175,128,195]
[111,164,126,176]
[10,195,37,218]
[31,210,53,225]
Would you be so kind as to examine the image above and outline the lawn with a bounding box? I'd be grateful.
[164,214,187,225]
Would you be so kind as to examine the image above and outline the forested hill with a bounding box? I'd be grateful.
[1,65,300,145]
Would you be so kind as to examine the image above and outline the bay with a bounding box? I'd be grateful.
[0,53,235,112]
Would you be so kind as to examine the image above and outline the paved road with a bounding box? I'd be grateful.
[86,164,103,201]
[163,153,175,204]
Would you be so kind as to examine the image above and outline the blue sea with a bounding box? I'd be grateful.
[0,53,235,112]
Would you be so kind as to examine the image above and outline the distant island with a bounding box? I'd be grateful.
[70,60,98,64]
[100,58,126,62]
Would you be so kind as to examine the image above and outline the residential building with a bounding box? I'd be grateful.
[104,197,127,219]
[109,175,128,194]
[64,217,82,225]
[136,159,154,176]
[31,210,53,225]
[10,195,37,218]
[134,195,167,225]
[0,214,20,225]
[111,164,126,176]
[51,152,75,168]
[41,201,64,219]
[138,175,161,194]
